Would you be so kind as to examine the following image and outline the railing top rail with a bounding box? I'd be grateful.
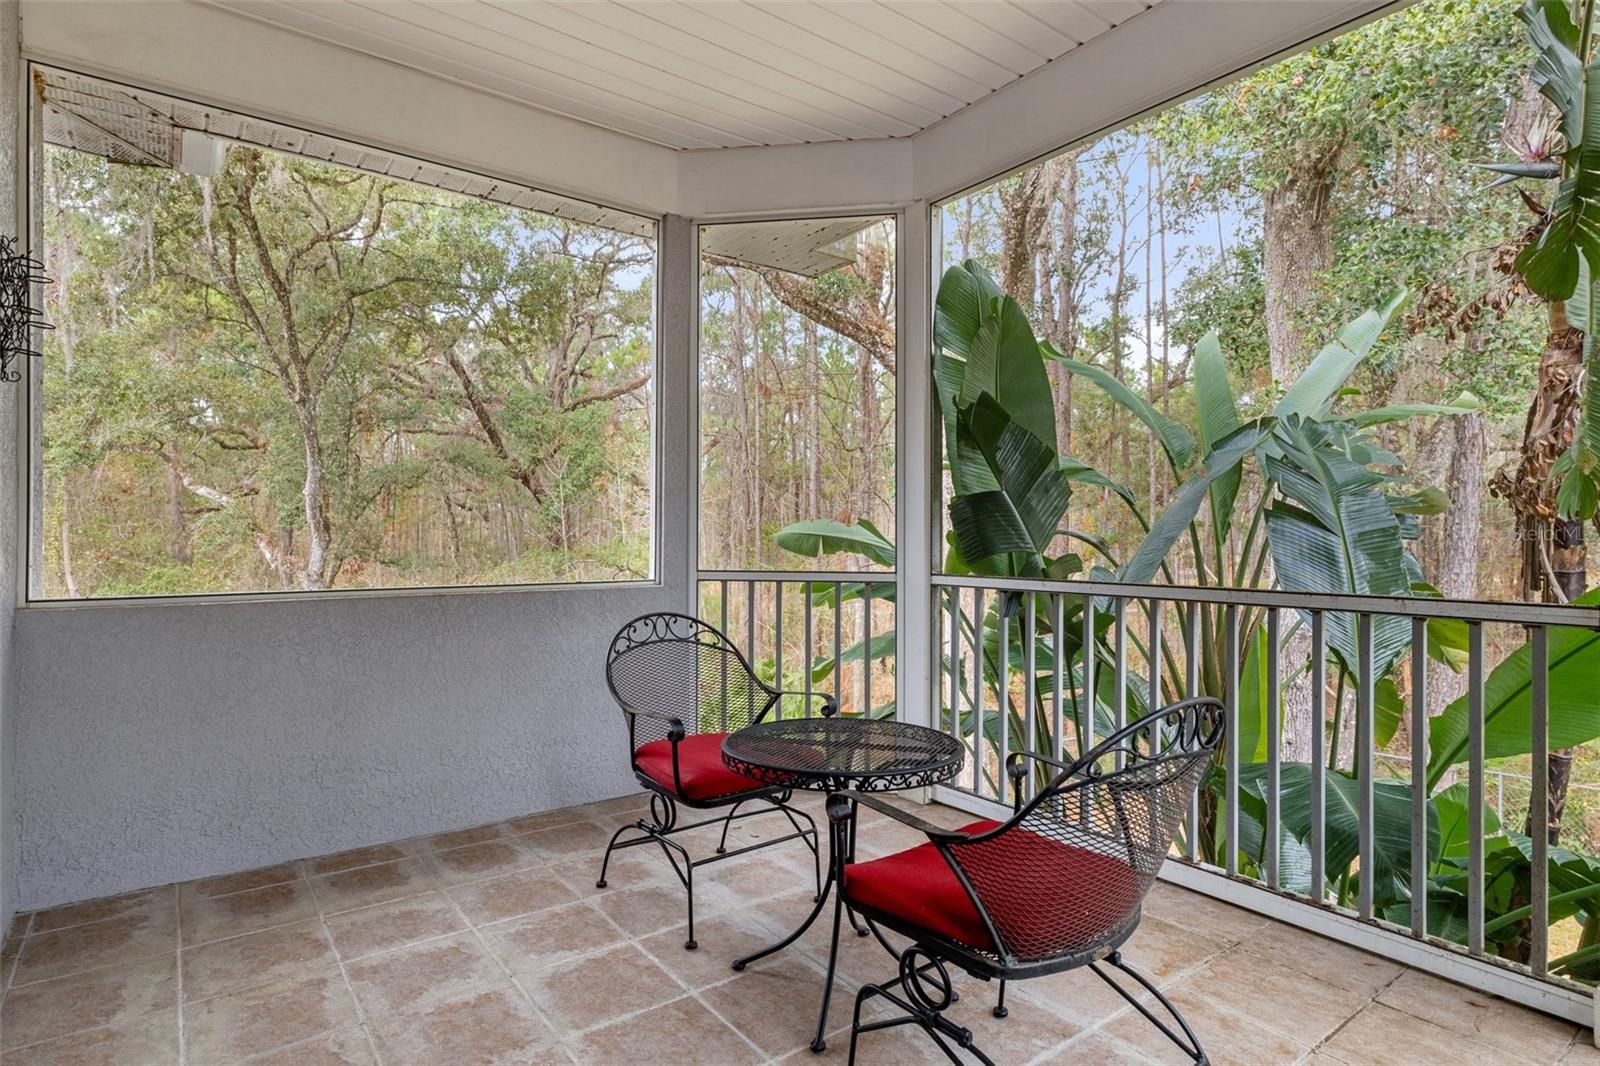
[697,569,894,583]
[930,574,1600,629]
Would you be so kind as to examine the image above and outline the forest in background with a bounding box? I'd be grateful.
[39,141,655,598]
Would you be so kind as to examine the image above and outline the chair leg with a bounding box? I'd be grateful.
[1090,951,1207,1065]
[992,979,1008,1019]
[846,945,994,1066]
[715,800,745,854]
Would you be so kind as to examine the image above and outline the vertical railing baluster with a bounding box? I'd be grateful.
[998,601,1011,805]
[720,580,730,731]
[833,581,843,716]
[1080,594,1096,761]
[1266,607,1282,890]
[1052,594,1065,765]
[774,582,784,718]
[803,582,813,719]
[747,580,757,684]
[1410,616,1428,936]
[1531,624,1550,977]
[1310,610,1326,901]
[1468,620,1486,955]
[947,588,960,740]
[1113,598,1127,770]
[1149,598,1163,715]
[863,582,873,717]
[1225,604,1240,876]
[1357,613,1375,920]
[973,588,986,796]
[1185,604,1200,863]
[1023,594,1037,800]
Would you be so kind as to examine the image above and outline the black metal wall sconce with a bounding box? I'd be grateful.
[0,235,50,383]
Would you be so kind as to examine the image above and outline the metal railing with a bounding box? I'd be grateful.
[696,570,897,719]
[931,573,1600,1005]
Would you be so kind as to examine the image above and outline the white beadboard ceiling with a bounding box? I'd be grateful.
[205,0,1164,150]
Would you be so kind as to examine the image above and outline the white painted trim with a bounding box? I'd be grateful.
[929,785,1594,1027]
[896,202,932,731]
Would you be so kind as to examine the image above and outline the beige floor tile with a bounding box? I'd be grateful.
[1141,882,1273,945]
[1178,946,1374,1047]
[419,822,515,853]
[1375,968,1579,1062]
[424,838,542,886]
[1040,1029,1162,1064]
[1562,1034,1600,1064]
[182,970,360,1061]
[448,868,578,925]
[637,909,780,991]
[0,953,177,1050]
[7,910,30,940]
[588,880,707,939]
[520,819,625,861]
[553,850,669,898]
[698,954,842,1057]
[1319,1002,1517,1065]
[366,986,559,1064]
[185,862,303,900]
[521,941,685,1033]
[1246,923,1404,996]
[570,994,762,1065]
[237,1024,378,1066]
[305,843,410,876]
[1102,984,1308,1065]
[13,907,179,985]
[0,1007,179,1065]
[27,887,175,936]
[308,856,437,914]
[324,892,467,962]
[344,930,513,1018]
[476,900,628,979]
[1118,914,1231,984]
[180,919,340,1001]
[180,878,320,945]
[712,851,819,905]
[507,806,599,835]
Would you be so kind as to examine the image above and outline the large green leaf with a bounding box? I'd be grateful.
[935,261,1056,447]
[1051,353,1197,470]
[1426,588,1600,789]
[1193,330,1243,543]
[774,519,895,568]
[1241,762,1437,891]
[1348,395,1478,428]
[1118,421,1268,583]
[1276,290,1406,419]
[1262,418,1414,680]
[947,398,1071,574]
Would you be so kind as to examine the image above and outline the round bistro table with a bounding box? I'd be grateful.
[723,717,964,1053]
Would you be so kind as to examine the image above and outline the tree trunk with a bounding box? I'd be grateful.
[1262,158,1337,766]
[1262,164,1337,385]
[1428,412,1486,726]
[295,401,332,591]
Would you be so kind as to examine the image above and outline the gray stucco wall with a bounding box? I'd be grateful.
[9,215,694,910]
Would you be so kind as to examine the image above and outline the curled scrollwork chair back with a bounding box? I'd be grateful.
[606,612,776,748]
[946,697,1225,966]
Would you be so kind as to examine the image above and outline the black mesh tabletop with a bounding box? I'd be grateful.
[722,718,964,793]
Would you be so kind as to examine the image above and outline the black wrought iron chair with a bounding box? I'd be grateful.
[835,696,1225,1065]
[599,611,834,950]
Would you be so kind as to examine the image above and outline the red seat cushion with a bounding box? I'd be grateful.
[633,733,768,802]
[842,819,1141,956]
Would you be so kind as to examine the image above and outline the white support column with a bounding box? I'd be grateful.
[658,214,700,616]
[896,203,933,743]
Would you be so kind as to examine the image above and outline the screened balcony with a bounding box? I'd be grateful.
[1,1,1599,1064]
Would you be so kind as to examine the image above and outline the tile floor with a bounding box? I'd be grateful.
[0,791,1594,1065]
